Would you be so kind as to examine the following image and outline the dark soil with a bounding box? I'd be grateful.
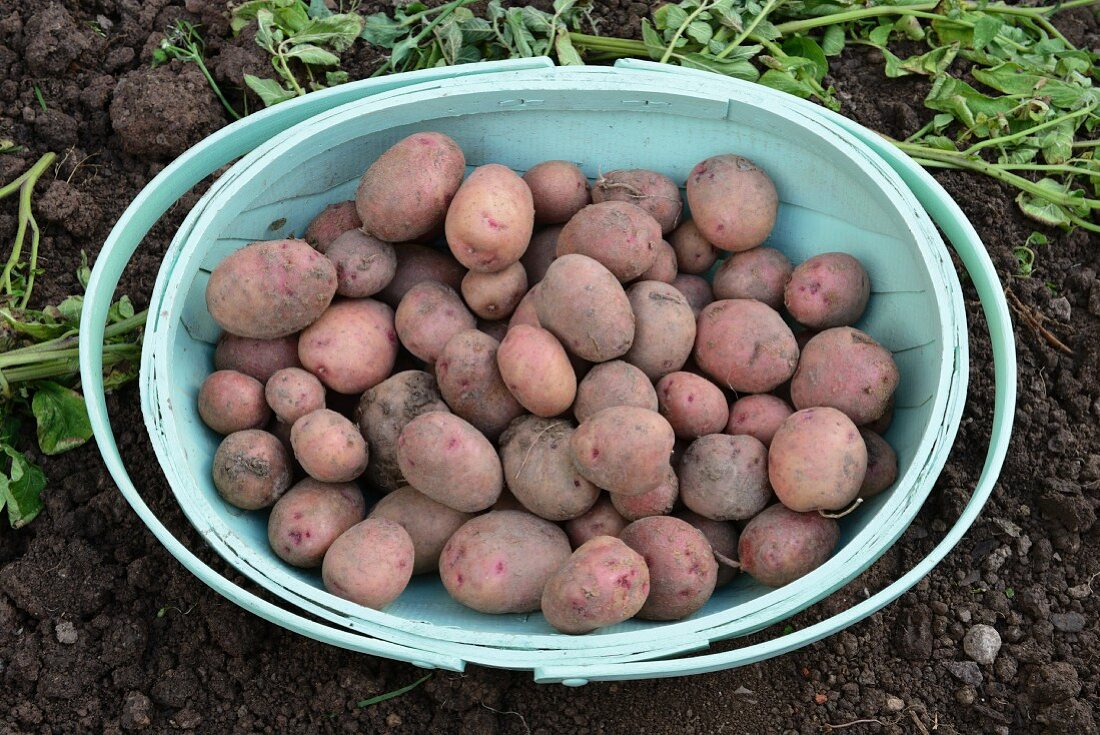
[2,1,1099,734]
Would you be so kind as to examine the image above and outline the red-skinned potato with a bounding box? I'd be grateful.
[497,325,577,418]
[686,154,778,252]
[540,536,651,634]
[611,465,678,521]
[656,372,729,440]
[620,516,717,621]
[298,298,398,394]
[326,230,397,298]
[304,200,361,253]
[536,254,635,362]
[265,367,325,425]
[639,239,678,284]
[573,360,658,424]
[376,243,466,307]
[461,262,528,320]
[790,327,899,425]
[435,330,524,441]
[508,285,542,329]
[267,479,365,567]
[556,201,661,282]
[738,504,839,587]
[679,434,770,521]
[396,411,503,512]
[291,409,369,483]
[520,225,562,285]
[785,252,870,329]
[214,332,301,383]
[445,164,535,273]
[694,299,798,393]
[859,429,898,498]
[564,495,629,548]
[726,393,794,447]
[624,281,696,380]
[571,406,675,497]
[500,416,600,521]
[198,370,270,434]
[669,220,717,275]
[592,169,683,234]
[322,518,414,609]
[394,281,476,363]
[768,407,867,512]
[712,247,793,310]
[523,161,590,225]
[369,486,474,574]
[671,274,713,318]
[676,510,740,586]
[212,429,291,510]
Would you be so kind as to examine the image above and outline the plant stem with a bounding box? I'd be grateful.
[1,309,148,358]
[772,3,938,35]
[0,153,56,305]
[569,33,647,54]
[962,102,1098,156]
[1072,139,1100,148]
[998,162,1100,176]
[659,0,713,64]
[1,346,140,385]
[717,0,784,59]
[0,342,137,372]
[188,49,242,120]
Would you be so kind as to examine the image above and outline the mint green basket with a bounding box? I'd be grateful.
[80,59,1015,683]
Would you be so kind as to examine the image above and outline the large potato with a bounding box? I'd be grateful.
[556,201,661,282]
[461,262,528,320]
[206,239,337,339]
[198,370,270,434]
[445,164,535,273]
[523,160,590,224]
[394,281,476,363]
[435,330,524,441]
[298,299,397,394]
[322,518,414,609]
[592,169,683,234]
[500,416,600,521]
[620,516,717,621]
[356,131,466,242]
[214,332,301,383]
[291,409,369,483]
[712,247,792,310]
[212,429,291,510]
[396,411,503,512]
[326,230,397,298]
[369,486,474,574]
[497,325,577,418]
[738,504,839,587]
[267,479,365,568]
[769,407,867,512]
[693,299,798,393]
[669,220,717,275]
[376,243,466,307]
[624,281,696,380]
[685,154,778,252]
[535,254,635,362]
[541,536,650,634]
[571,407,675,497]
[655,372,729,439]
[790,327,899,425]
[520,225,562,285]
[679,434,770,521]
[304,200,361,253]
[573,360,658,424]
[784,252,870,329]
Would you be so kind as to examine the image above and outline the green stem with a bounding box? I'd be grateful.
[716,0,784,59]
[1072,139,1100,148]
[1,153,56,303]
[905,119,938,143]
[772,3,938,35]
[1,346,140,385]
[659,0,713,64]
[963,102,1098,156]
[189,50,242,120]
[275,50,305,96]
[568,33,647,54]
[998,163,1100,177]
[1,309,148,358]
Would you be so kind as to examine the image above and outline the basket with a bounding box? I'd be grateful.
[80,59,1016,684]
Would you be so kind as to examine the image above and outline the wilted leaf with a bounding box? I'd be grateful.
[285,43,341,66]
[1,445,46,528]
[245,75,297,106]
[822,25,845,56]
[31,382,92,455]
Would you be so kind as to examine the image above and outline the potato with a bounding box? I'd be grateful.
[726,393,793,447]
[356,371,449,492]
[264,367,325,425]
[638,239,677,284]
[212,429,291,510]
[395,281,476,363]
[369,486,474,574]
[592,169,682,234]
[769,407,866,512]
[611,465,678,521]
[478,318,510,343]
[396,411,503,512]
[214,332,302,383]
[859,429,898,499]
[655,372,729,440]
[508,285,542,329]
[676,510,739,586]
[500,416,600,521]
[356,132,466,242]
[445,163,535,273]
[564,495,629,548]
[267,479,365,567]
[497,325,577,418]
[376,243,466,307]
[461,262,528,320]
[785,252,870,329]
[322,518,415,609]
[573,360,658,424]
[738,504,839,587]
[685,154,778,252]
[298,298,397,394]
[571,407,675,497]
[865,397,894,434]
[439,510,572,614]
[623,281,696,380]
[712,247,792,310]
[693,299,798,393]
[290,408,368,483]
[669,220,717,275]
[198,370,270,434]
[520,225,562,285]
[619,516,717,621]
[304,200,361,253]
[523,160,590,225]
[790,327,899,426]
[206,239,337,339]
[326,230,397,298]
[679,434,770,521]
[541,536,650,634]
[556,201,661,282]
[435,330,524,441]
[671,274,714,317]
[536,254,635,362]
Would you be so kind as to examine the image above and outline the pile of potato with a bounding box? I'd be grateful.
[198,131,900,635]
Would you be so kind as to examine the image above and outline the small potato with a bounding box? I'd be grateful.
[376,243,466,307]
[461,262,528,320]
[638,239,677,284]
[726,394,793,447]
[693,299,798,393]
[523,160,590,225]
[790,327,899,425]
[206,239,337,339]
[865,398,894,434]
[497,325,576,418]
[669,220,717,275]
[738,504,839,587]
[521,225,562,285]
[500,416,600,522]
[212,429,291,510]
[769,407,867,512]
[541,536,650,634]
[396,411,503,512]
[440,511,572,614]
[573,361,658,424]
[685,154,778,252]
[508,285,542,329]
[291,409,368,483]
[436,330,524,440]
[620,516,717,621]
[564,495,628,548]
[676,510,739,586]
[198,370,270,434]
[671,274,714,317]
[611,465,678,521]
[369,486,474,574]
[395,281,476,363]
[322,518,414,609]
[304,200,361,253]
[299,299,397,394]
[356,132,466,242]
[712,247,792,310]
[859,429,898,498]
[265,367,325,425]
[624,281,696,380]
[571,407,675,497]
[536,254,635,362]
[356,371,449,492]
[214,332,301,383]
[445,163,535,273]
[679,434,770,521]
[556,201,661,282]
[326,230,397,298]
[656,372,729,440]
[592,169,682,234]
[785,252,870,329]
[267,479,365,567]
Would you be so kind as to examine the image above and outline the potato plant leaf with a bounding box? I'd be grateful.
[1,444,46,528]
[31,381,92,455]
[244,75,297,105]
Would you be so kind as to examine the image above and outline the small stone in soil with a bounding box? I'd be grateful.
[1050,612,1086,633]
[120,691,152,731]
[955,686,976,705]
[943,660,983,686]
[963,624,1001,664]
[884,696,905,713]
[55,620,78,645]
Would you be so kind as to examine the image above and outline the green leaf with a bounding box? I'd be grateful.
[285,43,341,66]
[244,75,297,106]
[641,19,665,60]
[1,445,46,528]
[783,37,828,82]
[108,296,135,323]
[76,252,91,290]
[520,5,555,34]
[654,4,689,33]
[255,9,279,52]
[882,48,909,78]
[31,382,92,455]
[56,295,83,324]
[307,0,332,19]
[437,18,465,65]
[753,20,781,41]
[821,25,845,56]
[293,14,364,49]
[231,0,280,34]
[868,24,891,47]
[973,15,1002,51]
[273,2,311,33]
[460,16,494,43]
[1016,179,1080,227]
[933,113,954,130]
[677,53,759,82]
[685,20,712,46]
[919,135,958,151]
[758,69,816,99]
[553,0,578,14]
[326,69,349,85]
[972,63,1090,109]
[555,28,584,66]
[360,12,405,46]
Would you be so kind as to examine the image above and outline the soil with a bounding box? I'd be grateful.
[2,1,1099,733]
